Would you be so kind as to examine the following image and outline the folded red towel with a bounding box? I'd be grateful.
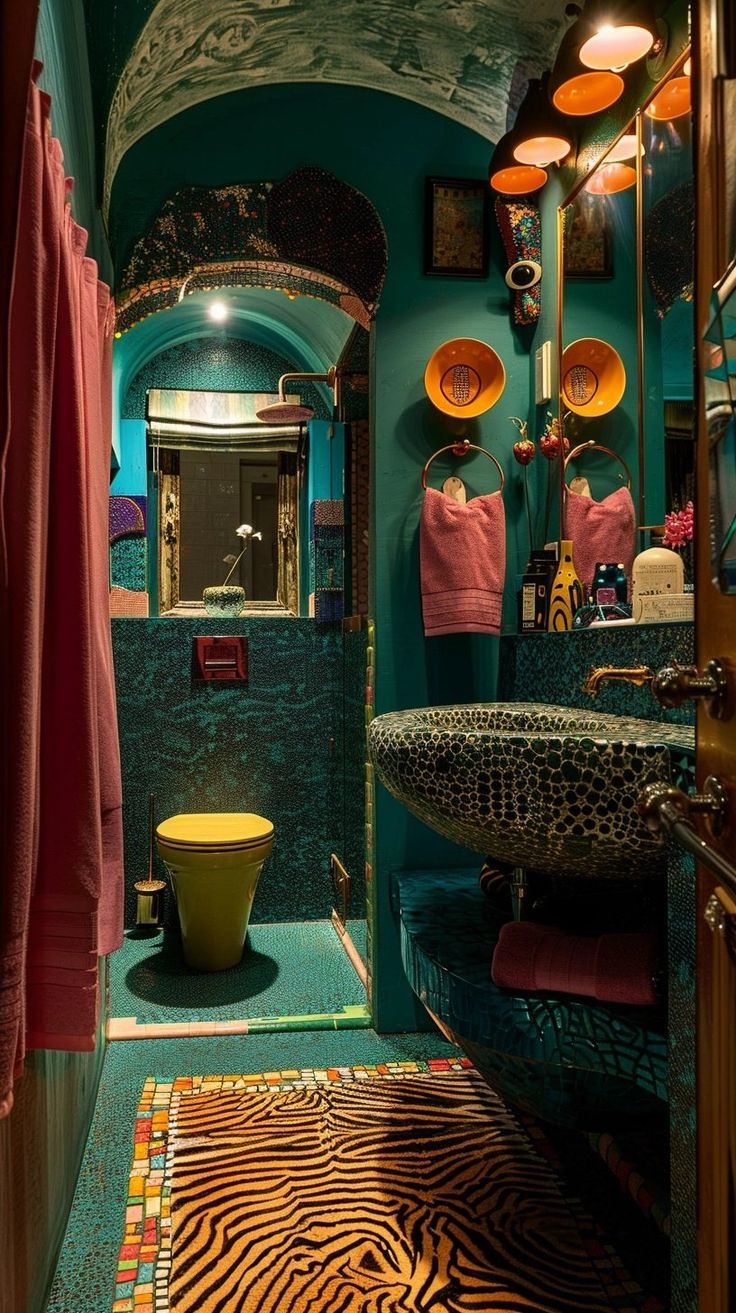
[420,487,506,636]
[491,921,660,1006]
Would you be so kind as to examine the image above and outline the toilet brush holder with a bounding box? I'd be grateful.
[134,878,167,926]
[135,792,166,927]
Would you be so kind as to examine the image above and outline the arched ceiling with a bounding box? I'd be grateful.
[113,286,354,414]
[84,0,568,219]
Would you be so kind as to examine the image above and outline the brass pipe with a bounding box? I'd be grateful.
[635,107,646,529]
[556,201,566,544]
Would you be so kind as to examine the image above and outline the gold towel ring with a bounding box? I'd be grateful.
[421,440,505,491]
[564,440,632,490]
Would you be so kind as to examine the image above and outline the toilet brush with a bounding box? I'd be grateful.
[134,794,166,927]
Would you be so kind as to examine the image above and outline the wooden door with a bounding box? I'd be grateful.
[694,2,736,1305]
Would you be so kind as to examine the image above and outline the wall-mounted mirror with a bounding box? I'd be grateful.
[557,49,694,611]
[146,385,314,616]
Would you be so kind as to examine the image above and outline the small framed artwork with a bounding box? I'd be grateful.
[563,195,613,280]
[424,177,490,278]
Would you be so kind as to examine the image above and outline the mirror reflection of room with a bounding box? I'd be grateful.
[178,450,278,603]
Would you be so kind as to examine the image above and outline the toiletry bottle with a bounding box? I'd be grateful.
[548,540,584,631]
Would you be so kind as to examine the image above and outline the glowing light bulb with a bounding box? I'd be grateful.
[208,300,229,323]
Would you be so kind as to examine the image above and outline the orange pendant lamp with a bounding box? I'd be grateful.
[550,1,661,116]
[646,59,691,119]
[489,130,547,195]
[512,75,575,165]
[586,160,637,192]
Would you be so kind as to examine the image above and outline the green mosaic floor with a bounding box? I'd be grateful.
[46,1028,457,1313]
[110,921,366,1026]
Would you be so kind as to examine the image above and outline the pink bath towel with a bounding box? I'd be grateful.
[491,921,660,1006]
[563,485,636,601]
[420,486,506,636]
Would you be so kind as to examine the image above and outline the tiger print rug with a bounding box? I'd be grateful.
[113,1058,663,1313]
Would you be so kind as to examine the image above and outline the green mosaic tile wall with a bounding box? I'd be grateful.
[110,537,147,592]
[112,617,345,927]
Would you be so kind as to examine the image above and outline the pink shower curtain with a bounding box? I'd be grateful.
[0,67,123,1116]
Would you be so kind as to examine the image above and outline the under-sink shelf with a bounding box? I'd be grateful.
[395,867,667,1130]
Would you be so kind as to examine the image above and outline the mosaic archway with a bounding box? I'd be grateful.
[116,167,387,335]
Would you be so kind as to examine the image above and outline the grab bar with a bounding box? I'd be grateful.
[638,777,736,901]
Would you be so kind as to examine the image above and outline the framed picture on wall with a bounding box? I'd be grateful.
[563,195,614,280]
[424,177,490,278]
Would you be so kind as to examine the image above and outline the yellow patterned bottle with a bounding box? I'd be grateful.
[548,540,584,631]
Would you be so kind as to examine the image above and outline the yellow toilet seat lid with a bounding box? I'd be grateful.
[156,812,274,853]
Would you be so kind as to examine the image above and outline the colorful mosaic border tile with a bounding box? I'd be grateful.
[114,1058,661,1313]
[113,1059,470,1311]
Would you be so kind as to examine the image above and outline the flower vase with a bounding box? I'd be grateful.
[548,540,584,631]
[202,585,246,617]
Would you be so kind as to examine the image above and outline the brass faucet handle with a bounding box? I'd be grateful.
[651,659,729,720]
[582,665,654,696]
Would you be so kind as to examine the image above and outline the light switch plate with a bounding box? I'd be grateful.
[535,340,552,404]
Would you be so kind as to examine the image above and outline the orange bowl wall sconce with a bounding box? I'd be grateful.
[561,337,626,415]
[424,339,506,419]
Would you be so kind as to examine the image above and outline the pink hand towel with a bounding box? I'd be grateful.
[491,921,660,1006]
[563,485,636,601]
[420,487,506,636]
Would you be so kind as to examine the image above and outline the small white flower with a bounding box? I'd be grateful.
[252,531,263,541]
[236,523,253,537]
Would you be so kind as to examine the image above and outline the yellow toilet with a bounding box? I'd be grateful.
[155,812,274,971]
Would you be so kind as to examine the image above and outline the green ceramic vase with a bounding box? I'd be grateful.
[202,585,246,617]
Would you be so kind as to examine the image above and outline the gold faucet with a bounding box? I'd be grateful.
[582,666,654,697]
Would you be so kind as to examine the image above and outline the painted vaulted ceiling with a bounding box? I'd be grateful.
[83,0,568,220]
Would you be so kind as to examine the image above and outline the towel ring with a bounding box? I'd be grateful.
[564,440,632,490]
[421,440,505,491]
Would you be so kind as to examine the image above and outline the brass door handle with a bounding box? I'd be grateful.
[650,658,729,719]
[637,777,736,900]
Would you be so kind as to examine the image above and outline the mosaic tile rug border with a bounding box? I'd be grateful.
[112,1059,663,1313]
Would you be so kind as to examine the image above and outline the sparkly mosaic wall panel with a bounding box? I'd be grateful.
[112,617,346,926]
[110,537,147,592]
[498,623,695,724]
[122,336,327,421]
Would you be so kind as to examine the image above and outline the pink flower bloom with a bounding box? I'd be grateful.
[662,500,694,549]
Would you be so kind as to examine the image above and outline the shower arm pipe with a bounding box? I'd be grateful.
[276,366,341,416]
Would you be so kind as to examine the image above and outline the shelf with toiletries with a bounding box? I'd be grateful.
[548,47,694,634]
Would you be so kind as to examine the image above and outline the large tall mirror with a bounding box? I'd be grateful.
[557,49,694,613]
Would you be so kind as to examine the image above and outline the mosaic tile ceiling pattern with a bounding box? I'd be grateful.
[98,0,568,214]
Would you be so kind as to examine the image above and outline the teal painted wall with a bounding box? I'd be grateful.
[107,82,538,1027]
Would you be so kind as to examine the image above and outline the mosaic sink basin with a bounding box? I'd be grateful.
[368,702,694,879]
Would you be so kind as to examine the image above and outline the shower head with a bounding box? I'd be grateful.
[256,366,339,425]
[256,400,316,423]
